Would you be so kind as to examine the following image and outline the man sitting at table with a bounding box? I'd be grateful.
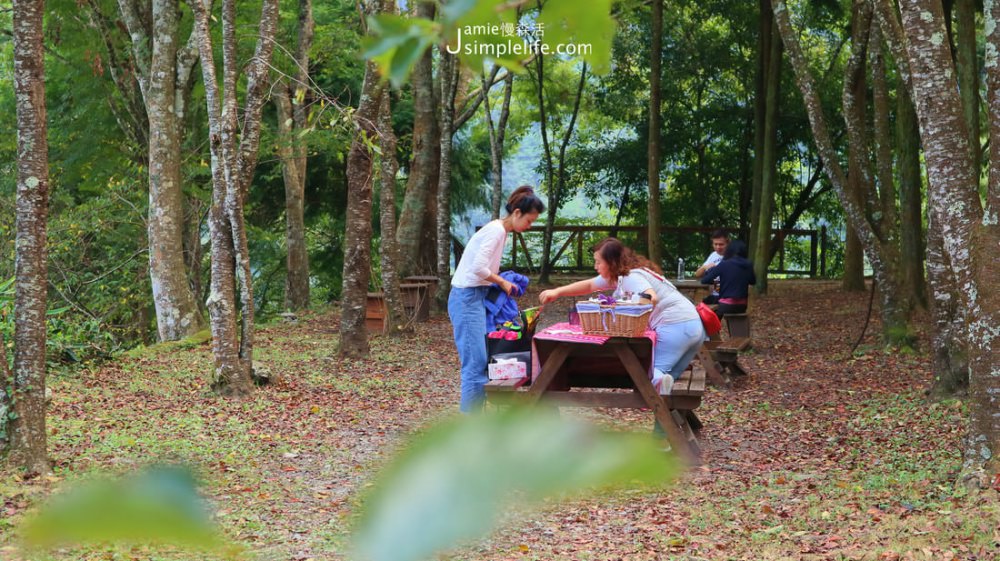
[694,229,729,304]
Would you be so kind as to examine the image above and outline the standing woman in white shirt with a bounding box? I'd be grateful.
[449,186,545,413]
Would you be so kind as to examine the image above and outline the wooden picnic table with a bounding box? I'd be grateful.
[486,323,706,463]
[670,278,710,302]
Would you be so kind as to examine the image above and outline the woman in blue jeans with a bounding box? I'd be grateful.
[448,187,545,413]
[539,238,705,395]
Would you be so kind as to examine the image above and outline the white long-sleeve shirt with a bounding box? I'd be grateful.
[452,220,507,288]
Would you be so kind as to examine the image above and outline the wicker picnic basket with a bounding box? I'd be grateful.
[575,302,652,337]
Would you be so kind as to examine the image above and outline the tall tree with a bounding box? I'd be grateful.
[647,0,663,267]
[117,0,207,341]
[894,0,999,483]
[395,2,439,276]
[772,0,917,348]
[191,0,280,396]
[273,0,314,312]
[842,0,870,294]
[339,1,387,358]
[2,0,51,474]
[751,22,782,294]
[377,90,408,334]
[749,0,773,258]
[436,49,459,303]
[482,67,513,220]
[895,85,926,307]
[875,0,961,393]
[537,57,588,284]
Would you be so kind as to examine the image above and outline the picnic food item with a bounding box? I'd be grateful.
[575,300,652,337]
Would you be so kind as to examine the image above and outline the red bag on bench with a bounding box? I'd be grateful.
[696,302,722,337]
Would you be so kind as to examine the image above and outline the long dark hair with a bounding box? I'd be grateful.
[592,237,663,279]
[505,186,545,215]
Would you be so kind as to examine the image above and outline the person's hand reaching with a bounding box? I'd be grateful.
[502,279,520,297]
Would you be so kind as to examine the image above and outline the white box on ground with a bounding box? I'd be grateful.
[488,357,527,380]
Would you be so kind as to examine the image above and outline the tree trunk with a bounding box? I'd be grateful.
[773,0,908,347]
[339,60,385,358]
[483,68,513,220]
[184,195,208,318]
[840,0,913,344]
[117,0,206,342]
[647,0,663,267]
[966,0,1000,481]
[749,0,773,256]
[396,1,439,276]
[378,91,408,334]
[538,60,587,284]
[436,50,459,304]
[276,0,313,312]
[843,1,871,296]
[192,0,280,396]
[955,0,980,177]
[900,0,998,482]
[738,112,754,238]
[842,228,866,291]
[536,52,556,284]
[926,210,968,397]
[274,90,310,311]
[896,86,927,308]
[4,0,51,474]
[752,25,781,294]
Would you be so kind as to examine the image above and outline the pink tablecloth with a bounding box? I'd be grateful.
[531,322,656,380]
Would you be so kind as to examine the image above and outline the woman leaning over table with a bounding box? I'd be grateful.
[538,238,704,396]
[449,186,545,413]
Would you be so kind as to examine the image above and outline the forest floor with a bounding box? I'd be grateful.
[2,279,999,561]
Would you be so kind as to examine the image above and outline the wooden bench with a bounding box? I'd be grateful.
[484,376,529,391]
[724,313,751,340]
[364,284,431,332]
[399,283,430,322]
[485,364,707,455]
[365,292,388,333]
[704,336,751,378]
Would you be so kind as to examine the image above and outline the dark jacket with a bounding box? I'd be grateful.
[484,270,529,329]
[700,256,755,299]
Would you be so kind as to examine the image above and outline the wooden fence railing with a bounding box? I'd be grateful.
[475,225,828,277]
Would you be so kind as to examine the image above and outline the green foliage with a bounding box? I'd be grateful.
[20,466,235,556]
[0,181,154,363]
[352,407,678,561]
[364,15,441,88]
[363,0,616,87]
[535,0,616,74]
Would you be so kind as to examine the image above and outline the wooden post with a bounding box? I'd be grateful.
[810,229,818,277]
[820,225,827,277]
[576,230,584,270]
[511,232,519,269]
